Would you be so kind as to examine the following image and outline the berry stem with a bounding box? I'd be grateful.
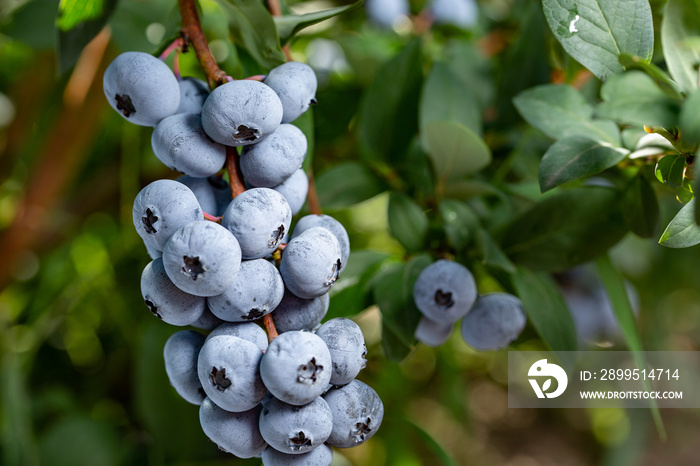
[263,314,279,342]
[203,212,222,223]
[243,75,266,81]
[173,48,182,80]
[226,146,246,199]
[159,37,185,61]
[306,169,323,215]
[177,0,228,89]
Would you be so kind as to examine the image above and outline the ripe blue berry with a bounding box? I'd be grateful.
[323,380,384,448]
[280,227,342,299]
[273,168,308,216]
[261,443,333,465]
[141,258,206,326]
[176,175,231,218]
[259,396,333,455]
[241,124,308,188]
[460,293,526,350]
[271,290,329,333]
[199,398,267,458]
[413,259,477,324]
[263,62,318,124]
[163,330,206,405]
[315,318,367,386]
[176,77,209,115]
[103,51,180,126]
[206,321,269,352]
[414,316,453,347]
[292,215,350,272]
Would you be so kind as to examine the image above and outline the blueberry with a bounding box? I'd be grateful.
[414,316,453,347]
[430,0,478,29]
[241,124,308,188]
[260,331,332,405]
[273,169,308,216]
[263,62,318,124]
[413,259,477,324]
[163,330,206,404]
[189,308,225,331]
[197,335,266,412]
[103,51,180,126]
[323,380,384,448]
[365,0,409,28]
[292,215,350,272]
[261,443,333,466]
[162,221,242,297]
[176,77,209,115]
[201,80,283,146]
[199,397,267,458]
[280,227,341,299]
[271,290,329,334]
[206,321,269,352]
[132,179,203,251]
[208,259,284,322]
[177,175,231,217]
[259,397,333,455]
[460,293,526,351]
[315,318,367,386]
[141,258,206,326]
[145,242,162,260]
[221,188,292,259]
[152,113,226,178]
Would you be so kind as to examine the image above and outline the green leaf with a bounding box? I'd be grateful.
[407,422,459,466]
[596,71,681,128]
[510,267,578,351]
[661,0,700,94]
[542,0,654,81]
[595,254,666,440]
[274,1,362,45]
[695,175,700,224]
[291,109,314,171]
[56,0,118,73]
[676,178,694,205]
[420,63,481,143]
[217,0,286,70]
[358,39,423,164]
[680,91,700,144]
[327,250,390,319]
[438,199,479,250]
[475,229,516,273]
[622,172,660,238]
[659,199,700,248]
[316,162,386,209]
[618,53,684,100]
[373,255,432,361]
[654,154,686,188]
[388,193,429,252]
[513,84,620,144]
[539,136,629,192]
[502,186,628,271]
[423,121,492,188]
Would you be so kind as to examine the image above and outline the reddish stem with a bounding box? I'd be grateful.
[306,169,322,215]
[178,0,228,89]
[203,212,221,223]
[226,146,246,199]
[263,314,279,342]
[159,37,185,60]
[173,48,182,80]
[243,75,266,81]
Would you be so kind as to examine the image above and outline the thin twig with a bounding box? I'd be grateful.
[306,169,322,215]
[226,146,246,199]
[178,0,228,89]
[263,314,279,342]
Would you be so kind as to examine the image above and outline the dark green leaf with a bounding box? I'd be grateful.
[539,135,630,192]
[695,175,700,224]
[680,91,700,144]
[424,121,492,187]
[316,162,386,209]
[444,39,494,110]
[510,267,578,351]
[217,0,286,70]
[388,193,429,252]
[475,229,516,273]
[595,71,681,128]
[56,0,118,73]
[327,250,391,319]
[542,0,654,81]
[438,199,479,250]
[358,39,423,164]
[513,84,620,144]
[661,0,700,94]
[618,54,684,100]
[39,416,123,466]
[622,172,660,238]
[407,421,459,466]
[654,154,686,188]
[659,199,700,248]
[2,0,59,49]
[420,63,481,142]
[676,178,694,204]
[502,186,628,271]
[274,1,362,45]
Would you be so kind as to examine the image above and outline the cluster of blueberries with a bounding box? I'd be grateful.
[413,260,527,350]
[103,51,383,464]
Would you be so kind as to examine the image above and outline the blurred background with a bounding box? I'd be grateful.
[1,0,699,465]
